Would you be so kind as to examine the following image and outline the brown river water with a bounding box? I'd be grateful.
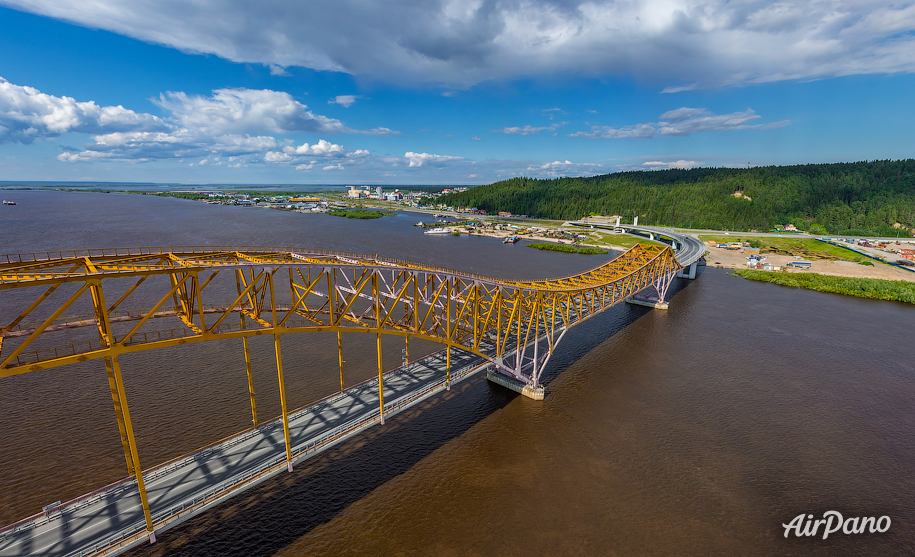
[1,190,914,556]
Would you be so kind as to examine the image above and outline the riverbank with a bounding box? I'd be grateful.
[527,242,608,254]
[733,269,915,304]
[705,240,915,282]
[424,222,659,252]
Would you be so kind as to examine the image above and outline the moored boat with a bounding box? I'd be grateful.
[424,228,451,235]
[503,236,519,244]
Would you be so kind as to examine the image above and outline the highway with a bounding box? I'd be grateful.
[0,349,486,557]
[567,222,706,267]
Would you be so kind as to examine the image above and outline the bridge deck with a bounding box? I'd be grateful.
[0,349,486,557]
[567,223,706,267]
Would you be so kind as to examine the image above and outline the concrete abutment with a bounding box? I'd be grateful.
[486,370,545,400]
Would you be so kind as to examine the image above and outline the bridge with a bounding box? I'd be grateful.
[0,231,699,556]
[568,220,706,303]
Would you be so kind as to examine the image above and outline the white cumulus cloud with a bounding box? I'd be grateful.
[0,76,396,162]
[0,76,168,144]
[263,139,371,169]
[526,159,606,177]
[404,151,463,167]
[642,160,701,169]
[151,88,352,135]
[570,108,789,139]
[328,95,361,107]
[491,123,563,135]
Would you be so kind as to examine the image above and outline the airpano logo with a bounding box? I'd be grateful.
[783,511,891,539]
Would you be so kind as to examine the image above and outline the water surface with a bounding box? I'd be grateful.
[0,190,913,555]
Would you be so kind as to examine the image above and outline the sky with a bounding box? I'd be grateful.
[0,0,914,185]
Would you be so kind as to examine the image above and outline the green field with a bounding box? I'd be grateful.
[733,269,915,303]
[527,242,608,254]
[326,209,389,219]
[701,236,874,264]
[578,231,664,250]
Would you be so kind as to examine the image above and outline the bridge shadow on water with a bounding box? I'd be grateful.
[537,269,700,390]
[123,272,701,557]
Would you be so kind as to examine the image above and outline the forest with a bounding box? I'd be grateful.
[437,160,915,237]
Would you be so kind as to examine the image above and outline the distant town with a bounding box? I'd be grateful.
[176,185,530,219]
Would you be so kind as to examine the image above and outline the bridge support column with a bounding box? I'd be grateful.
[377,333,385,424]
[445,276,452,391]
[109,355,157,542]
[273,334,293,473]
[89,279,155,542]
[242,336,258,427]
[676,261,698,279]
[626,269,677,310]
[486,370,545,400]
[337,331,345,391]
[236,271,259,426]
[104,357,135,475]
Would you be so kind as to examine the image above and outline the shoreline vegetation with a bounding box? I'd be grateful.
[438,160,915,238]
[733,269,915,304]
[326,208,390,219]
[527,242,608,255]
[700,235,876,265]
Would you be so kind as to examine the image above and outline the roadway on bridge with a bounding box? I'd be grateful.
[568,222,706,267]
[0,349,484,557]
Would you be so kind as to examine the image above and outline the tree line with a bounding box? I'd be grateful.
[439,160,915,236]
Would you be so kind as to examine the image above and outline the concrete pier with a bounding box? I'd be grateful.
[625,297,669,310]
[676,261,698,279]
[486,370,545,400]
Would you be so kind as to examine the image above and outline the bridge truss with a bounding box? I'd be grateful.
[0,243,680,539]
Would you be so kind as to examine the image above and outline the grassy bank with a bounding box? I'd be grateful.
[326,209,389,219]
[733,269,915,304]
[527,242,608,255]
[579,231,664,250]
[701,236,874,264]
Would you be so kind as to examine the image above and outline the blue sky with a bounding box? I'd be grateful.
[1,0,914,185]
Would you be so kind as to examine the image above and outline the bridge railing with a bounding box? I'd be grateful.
[0,244,650,289]
[64,355,488,557]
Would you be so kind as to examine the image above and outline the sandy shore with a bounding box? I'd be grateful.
[429,225,915,282]
[432,225,636,252]
[704,243,915,282]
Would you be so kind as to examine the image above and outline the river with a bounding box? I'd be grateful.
[1,190,913,556]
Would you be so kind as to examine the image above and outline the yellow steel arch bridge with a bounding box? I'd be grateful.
[0,243,680,545]
[0,243,680,385]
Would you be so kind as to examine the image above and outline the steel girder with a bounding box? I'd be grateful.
[0,244,681,385]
